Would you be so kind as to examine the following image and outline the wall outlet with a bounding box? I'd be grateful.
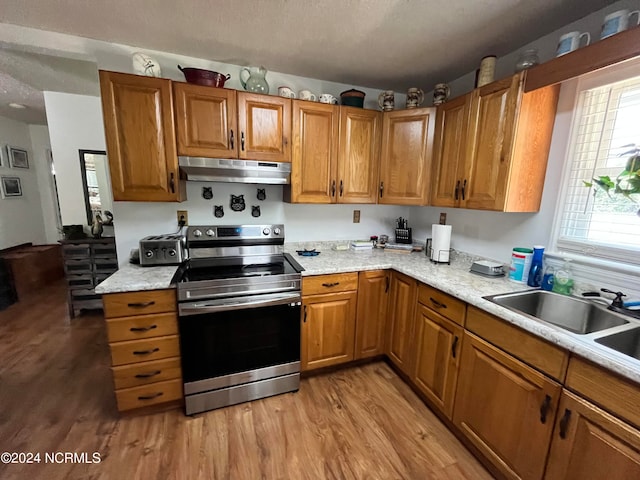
[353,210,361,223]
[177,210,188,225]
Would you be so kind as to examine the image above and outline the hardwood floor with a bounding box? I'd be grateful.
[0,280,492,480]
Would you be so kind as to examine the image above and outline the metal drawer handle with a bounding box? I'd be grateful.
[127,301,155,308]
[135,370,162,379]
[559,409,572,439]
[322,282,340,287]
[454,180,460,200]
[430,297,447,309]
[385,276,390,293]
[133,348,160,356]
[540,394,552,424]
[461,179,467,200]
[230,129,234,149]
[303,305,308,323]
[129,325,157,332]
[451,336,459,358]
[137,392,164,401]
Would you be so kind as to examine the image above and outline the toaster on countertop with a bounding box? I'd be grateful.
[139,234,187,266]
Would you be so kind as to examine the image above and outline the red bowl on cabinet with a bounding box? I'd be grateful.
[178,65,230,87]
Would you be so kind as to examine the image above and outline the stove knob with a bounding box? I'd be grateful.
[193,229,202,237]
[262,227,271,235]
[145,250,154,258]
[168,249,176,257]
[273,227,281,235]
[206,229,215,237]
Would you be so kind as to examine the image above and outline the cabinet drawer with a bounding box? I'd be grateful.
[566,357,640,430]
[67,273,94,289]
[115,378,183,411]
[418,283,466,326]
[112,357,182,389]
[302,272,358,296]
[103,289,176,318]
[64,259,92,274]
[106,312,178,343]
[62,244,91,258]
[110,335,180,366]
[466,306,568,381]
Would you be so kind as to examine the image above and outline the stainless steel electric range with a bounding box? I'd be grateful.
[175,224,303,415]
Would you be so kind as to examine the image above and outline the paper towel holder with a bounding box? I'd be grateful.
[426,238,452,265]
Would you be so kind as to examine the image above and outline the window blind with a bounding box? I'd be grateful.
[557,75,640,265]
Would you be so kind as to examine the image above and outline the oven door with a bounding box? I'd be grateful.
[178,291,301,393]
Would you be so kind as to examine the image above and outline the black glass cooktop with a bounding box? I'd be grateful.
[179,257,301,283]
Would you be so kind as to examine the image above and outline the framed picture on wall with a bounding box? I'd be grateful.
[8,146,29,169]
[1,176,22,198]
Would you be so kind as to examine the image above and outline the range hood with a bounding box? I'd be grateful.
[179,157,291,184]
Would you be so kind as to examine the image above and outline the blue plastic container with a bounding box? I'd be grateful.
[527,246,545,288]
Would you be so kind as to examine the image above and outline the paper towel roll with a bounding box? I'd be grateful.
[431,224,452,262]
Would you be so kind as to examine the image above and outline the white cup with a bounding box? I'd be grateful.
[298,90,317,102]
[278,86,295,98]
[601,9,640,39]
[319,93,338,104]
[556,31,591,57]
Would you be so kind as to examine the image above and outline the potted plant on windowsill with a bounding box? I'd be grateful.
[584,144,640,216]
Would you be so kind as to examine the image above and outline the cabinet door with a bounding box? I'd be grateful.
[355,270,389,359]
[545,391,640,480]
[237,93,291,162]
[378,108,435,205]
[453,332,561,480]
[412,304,463,419]
[301,291,357,371]
[289,101,339,203]
[173,83,237,158]
[386,272,418,374]
[462,74,521,210]
[337,107,381,204]
[431,94,470,207]
[99,71,181,201]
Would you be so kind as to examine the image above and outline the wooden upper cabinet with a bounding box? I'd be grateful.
[355,270,389,359]
[173,83,237,158]
[463,75,520,210]
[237,93,291,162]
[288,101,339,203]
[379,108,435,205]
[99,71,182,202]
[545,390,640,480]
[386,272,418,374]
[454,332,561,480]
[431,94,471,207]
[337,107,381,203]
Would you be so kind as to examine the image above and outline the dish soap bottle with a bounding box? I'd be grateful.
[527,245,545,287]
[552,259,574,295]
[541,265,555,291]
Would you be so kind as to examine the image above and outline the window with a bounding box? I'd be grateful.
[555,64,640,266]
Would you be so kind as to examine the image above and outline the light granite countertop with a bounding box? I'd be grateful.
[94,245,640,385]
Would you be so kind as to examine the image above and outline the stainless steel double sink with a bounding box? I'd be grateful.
[484,290,640,361]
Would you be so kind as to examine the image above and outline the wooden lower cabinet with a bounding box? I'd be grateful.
[301,290,357,371]
[453,332,561,480]
[545,390,640,479]
[386,272,418,374]
[354,270,389,359]
[102,289,182,412]
[411,304,463,419]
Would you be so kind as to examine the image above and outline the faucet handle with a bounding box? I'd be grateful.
[601,288,627,308]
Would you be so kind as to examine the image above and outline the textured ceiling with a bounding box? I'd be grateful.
[0,0,618,124]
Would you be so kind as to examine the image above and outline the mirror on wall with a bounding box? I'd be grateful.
[78,150,113,225]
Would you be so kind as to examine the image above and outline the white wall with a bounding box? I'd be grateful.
[411,0,640,264]
[436,0,640,100]
[43,92,106,228]
[112,181,408,263]
[0,115,47,249]
[28,124,60,244]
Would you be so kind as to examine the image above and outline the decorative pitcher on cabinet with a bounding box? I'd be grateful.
[240,66,270,94]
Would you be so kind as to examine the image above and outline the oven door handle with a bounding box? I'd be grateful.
[179,292,301,316]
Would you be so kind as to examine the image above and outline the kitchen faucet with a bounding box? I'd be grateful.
[583,288,640,320]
